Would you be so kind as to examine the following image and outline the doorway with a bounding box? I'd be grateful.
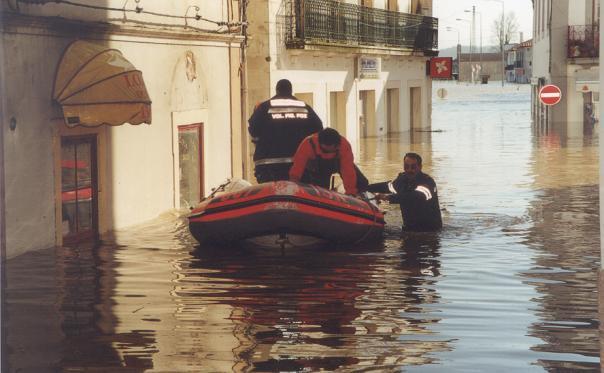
[61,135,98,243]
[330,91,347,135]
[178,124,204,208]
[295,92,314,107]
[386,88,399,134]
[410,87,422,131]
[359,90,376,138]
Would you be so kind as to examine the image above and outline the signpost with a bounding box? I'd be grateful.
[539,84,562,106]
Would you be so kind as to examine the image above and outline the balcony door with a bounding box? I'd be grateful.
[360,0,374,44]
[411,0,422,14]
[61,136,98,244]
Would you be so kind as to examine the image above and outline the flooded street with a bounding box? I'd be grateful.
[5,82,601,372]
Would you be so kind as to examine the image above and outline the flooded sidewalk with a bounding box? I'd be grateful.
[5,82,601,372]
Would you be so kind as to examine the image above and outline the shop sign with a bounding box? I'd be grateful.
[575,81,599,93]
[429,57,453,79]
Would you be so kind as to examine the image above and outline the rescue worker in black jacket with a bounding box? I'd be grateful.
[367,153,442,232]
[248,79,323,183]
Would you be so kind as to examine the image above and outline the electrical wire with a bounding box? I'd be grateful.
[16,0,246,28]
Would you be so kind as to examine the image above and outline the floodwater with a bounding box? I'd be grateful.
[4,82,601,372]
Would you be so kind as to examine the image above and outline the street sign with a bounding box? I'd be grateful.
[436,88,448,99]
[539,84,562,106]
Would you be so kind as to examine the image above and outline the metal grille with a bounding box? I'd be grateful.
[568,25,599,59]
[280,0,438,51]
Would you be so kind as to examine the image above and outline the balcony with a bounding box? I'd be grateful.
[279,0,438,54]
[568,25,599,59]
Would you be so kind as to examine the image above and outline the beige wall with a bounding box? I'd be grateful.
[459,60,503,82]
[3,33,62,257]
[245,0,271,181]
[255,0,433,154]
[257,50,431,152]
[3,1,233,27]
[2,6,243,257]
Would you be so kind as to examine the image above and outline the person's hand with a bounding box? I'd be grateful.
[374,193,390,202]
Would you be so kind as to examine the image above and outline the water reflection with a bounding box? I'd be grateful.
[179,232,450,371]
[4,82,603,371]
[5,243,154,372]
[525,107,600,371]
[523,177,599,371]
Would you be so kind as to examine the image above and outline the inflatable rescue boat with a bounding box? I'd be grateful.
[188,180,384,248]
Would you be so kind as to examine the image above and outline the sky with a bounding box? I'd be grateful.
[435,0,534,50]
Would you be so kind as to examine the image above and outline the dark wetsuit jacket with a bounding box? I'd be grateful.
[368,172,442,231]
[248,95,323,162]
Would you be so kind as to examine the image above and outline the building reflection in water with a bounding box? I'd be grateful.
[5,212,450,372]
[521,123,600,371]
[5,242,155,372]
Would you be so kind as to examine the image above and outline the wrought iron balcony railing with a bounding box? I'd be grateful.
[279,0,438,53]
[568,25,599,59]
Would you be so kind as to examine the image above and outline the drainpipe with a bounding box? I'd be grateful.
[0,27,7,373]
[239,0,250,179]
[599,0,604,272]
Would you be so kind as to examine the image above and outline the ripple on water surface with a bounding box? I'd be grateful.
[5,83,601,372]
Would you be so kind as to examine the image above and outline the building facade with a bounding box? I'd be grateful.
[457,52,503,83]
[505,39,532,84]
[1,1,246,258]
[245,0,438,171]
[532,0,599,135]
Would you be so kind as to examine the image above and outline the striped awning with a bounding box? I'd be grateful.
[53,40,152,127]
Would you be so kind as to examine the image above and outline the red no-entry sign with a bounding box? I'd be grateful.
[539,84,562,106]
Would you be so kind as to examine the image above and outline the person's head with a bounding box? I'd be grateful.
[403,152,422,178]
[318,128,341,153]
[275,79,293,96]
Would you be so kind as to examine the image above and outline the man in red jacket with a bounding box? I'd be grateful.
[289,128,367,195]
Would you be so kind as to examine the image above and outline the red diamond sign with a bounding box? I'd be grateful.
[539,84,562,106]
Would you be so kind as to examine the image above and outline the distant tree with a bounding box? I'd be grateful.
[492,11,520,51]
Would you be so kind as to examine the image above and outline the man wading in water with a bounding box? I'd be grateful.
[368,152,442,232]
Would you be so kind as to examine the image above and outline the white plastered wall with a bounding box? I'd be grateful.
[2,33,63,258]
[102,38,233,230]
[2,33,235,257]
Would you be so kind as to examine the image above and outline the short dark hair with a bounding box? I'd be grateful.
[404,152,422,166]
[276,79,292,96]
[318,128,341,146]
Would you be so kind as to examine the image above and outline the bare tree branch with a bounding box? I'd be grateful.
[492,11,520,51]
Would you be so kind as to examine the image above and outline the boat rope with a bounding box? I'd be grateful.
[198,179,231,204]
[352,194,383,246]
